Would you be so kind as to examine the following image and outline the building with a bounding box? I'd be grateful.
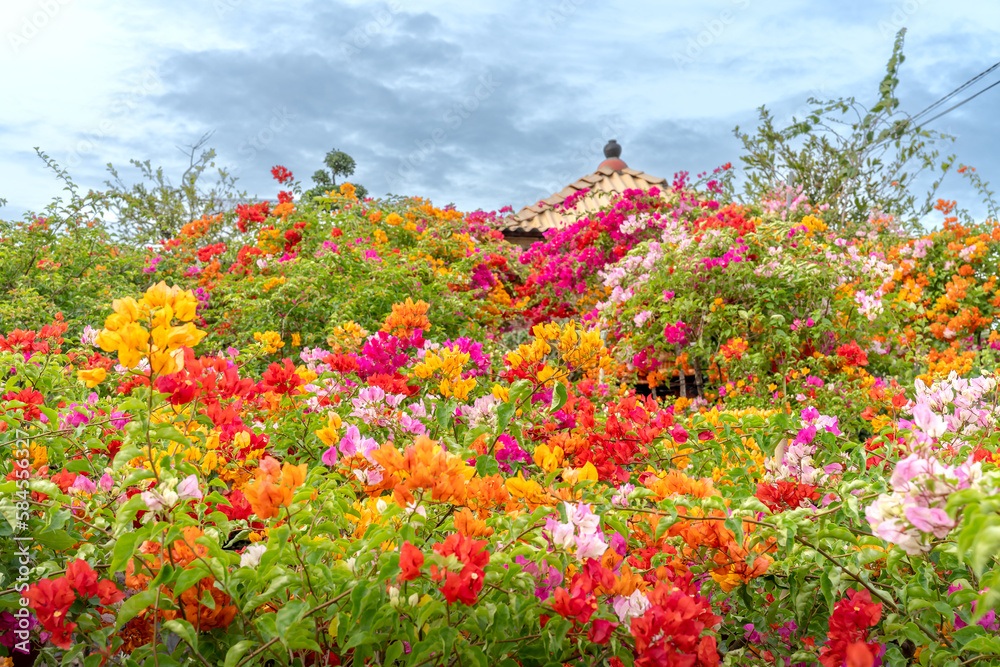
[502,140,672,249]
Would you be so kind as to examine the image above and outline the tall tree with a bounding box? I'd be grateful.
[305,148,368,201]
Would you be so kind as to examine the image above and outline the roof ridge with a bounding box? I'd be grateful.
[506,167,669,236]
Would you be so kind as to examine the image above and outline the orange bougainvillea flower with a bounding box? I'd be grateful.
[465,473,511,516]
[123,527,237,631]
[504,472,552,509]
[710,541,772,592]
[642,469,717,501]
[381,298,431,338]
[244,455,308,519]
[454,507,494,538]
[370,436,474,508]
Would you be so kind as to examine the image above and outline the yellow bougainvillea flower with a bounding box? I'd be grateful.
[77,367,107,388]
[564,461,598,484]
[504,473,549,506]
[315,413,343,448]
[253,331,284,354]
[95,283,203,373]
[533,443,565,473]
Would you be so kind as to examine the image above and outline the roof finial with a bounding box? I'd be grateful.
[599,140,627,171]
[603,139,622,159]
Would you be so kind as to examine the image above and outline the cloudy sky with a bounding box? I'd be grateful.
[2,0,999,225]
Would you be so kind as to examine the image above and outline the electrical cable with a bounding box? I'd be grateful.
[918,77,1000,126]
[911,61,1000,122]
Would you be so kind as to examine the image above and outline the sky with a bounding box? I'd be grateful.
[2,0,999,226]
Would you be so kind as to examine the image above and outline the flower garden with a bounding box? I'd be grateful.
[3,158,1000,667]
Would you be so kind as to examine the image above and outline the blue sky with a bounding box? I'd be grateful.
[2,0,999,225]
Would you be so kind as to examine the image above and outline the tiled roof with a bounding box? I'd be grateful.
[505,166,670,235]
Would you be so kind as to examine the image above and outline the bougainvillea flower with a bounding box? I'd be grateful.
[398,541,424,582]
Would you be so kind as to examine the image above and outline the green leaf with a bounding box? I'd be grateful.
[384,641,403,665]
[550,382,568,413]
[34,529,77,551]
[496,402,516,432]
[962,635,1000,653]
[115,494,148,533]
[275,600,309,637]
[546,617,572,655]
[971,523,1000,577]
[653,507,676,542]
[223,640,256,667]
[83,655,105,667]
[509,379,533,404]
[475,454,500,477]
[115,589,158,630]
[435,399,454,431]
[172,562,210,597]
[113,445,143,470]
[818,526,859,546]
[60,642,87,666]
[724,515,744,546]
[110,531,141,575]
[243,574,293,613]
[162,619,197,649]
[351,581,370,618]
[344,631,376,649]
[417,599,443,629]
[464,646,489,667]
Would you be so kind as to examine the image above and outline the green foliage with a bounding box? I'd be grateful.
[0,151,147,333]
[734,29,955,232]
[103,132,246,244]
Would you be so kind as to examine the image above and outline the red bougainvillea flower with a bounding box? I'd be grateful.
[325,353,360,374]
[837,341,869,367]
[23,577,76,648]
[818,588,882,667]
[65,559,100,598]
[270,165,293,184]
[50,468,79,493]
[432,533,490,606]
[588,618,618,645]
[398,541,424,582]
[64,559,125,607]
[630,581,720,667]
[551,584,597,625]
[846,642,876,667]
[236,202,271,233]
[215,489,253,521]
[755,480,821,513]
[260,358,304,396]
[2,388,45,421]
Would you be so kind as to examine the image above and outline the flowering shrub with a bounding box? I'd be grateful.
[1,161,1000,666]
[140,175,524,353]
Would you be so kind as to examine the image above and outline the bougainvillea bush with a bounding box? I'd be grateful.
[2,163,1000,667]
[139,171,525,352]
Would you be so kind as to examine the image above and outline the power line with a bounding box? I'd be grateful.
[911,61,1000,123]
[919,77,1000,126]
